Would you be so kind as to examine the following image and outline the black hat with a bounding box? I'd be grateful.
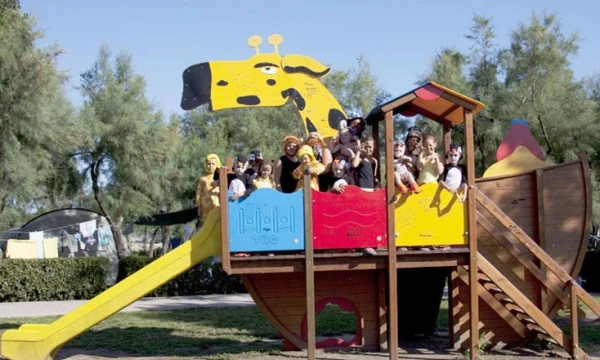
[236,154,248,164]
[406,126,422,140]
[249,150,262,160]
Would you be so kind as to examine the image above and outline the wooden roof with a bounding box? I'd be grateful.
[365,81,485,126]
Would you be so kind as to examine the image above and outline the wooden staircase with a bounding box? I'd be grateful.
[456,188,600,359]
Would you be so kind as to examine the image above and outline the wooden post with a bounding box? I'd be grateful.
[535,169,548,313]
[464,109,479,359]
[303,171,316,360]
[384,110,398,360]
[443,120,452,154]
[569,281,579,359]
[219,167,231,274]
[372,122,382,184]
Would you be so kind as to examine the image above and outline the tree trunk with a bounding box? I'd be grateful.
[161,226,171,256]
[90,159,129,257]
[146,228,159,258]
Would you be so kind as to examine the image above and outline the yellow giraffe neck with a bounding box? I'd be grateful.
[289,76,346,142]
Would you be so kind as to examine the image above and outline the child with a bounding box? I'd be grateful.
[274,136,301,193]
[293,145,325,191]
[404,126,422,179]
[351,135,377,191]
[417,134,444,185]
[351,135,378,256]
[328,159,355,193]
[393,142,420,194]
[254,161,276,189]
[439,144,468,202]
[330,120,358,161]
[213,154,255,201]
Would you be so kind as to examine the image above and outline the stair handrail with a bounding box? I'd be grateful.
[474,187,600,318]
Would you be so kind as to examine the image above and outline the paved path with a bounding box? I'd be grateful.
[0,294,255,318]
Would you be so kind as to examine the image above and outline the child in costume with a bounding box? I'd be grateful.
[393,141,420,194]
[195,153,221,219]
[254,161,276,189]
[274,136,301,193]
[293,145,325,191]
[439,144,468,202]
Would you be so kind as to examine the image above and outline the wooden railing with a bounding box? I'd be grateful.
[475,188,600,358]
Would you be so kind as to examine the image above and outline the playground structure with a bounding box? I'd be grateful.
[1,34,600,360]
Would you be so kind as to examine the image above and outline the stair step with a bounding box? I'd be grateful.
[494,293,515,304]
[536,333,558,345]
[504,303,526,314]
[526,323,548,335]
[478,273,493,283]
[482,283,503,293]
[515,313,536,324]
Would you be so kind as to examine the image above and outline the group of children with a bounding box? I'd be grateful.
[194,116,468,255]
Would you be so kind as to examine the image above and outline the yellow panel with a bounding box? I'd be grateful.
[394,183,467,246]
[482,146,549,178]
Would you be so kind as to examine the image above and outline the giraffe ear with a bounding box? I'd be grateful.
[281,54,331,78]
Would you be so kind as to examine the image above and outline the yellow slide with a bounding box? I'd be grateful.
[0,208,222,360]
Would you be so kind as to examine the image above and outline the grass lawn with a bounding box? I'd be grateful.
[0,298,597,359]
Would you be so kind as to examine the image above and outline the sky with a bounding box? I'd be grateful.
[20,0,600,118]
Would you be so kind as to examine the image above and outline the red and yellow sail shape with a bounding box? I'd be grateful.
[482,119,548,178]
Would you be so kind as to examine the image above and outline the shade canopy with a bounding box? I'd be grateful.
[365,81,485,126]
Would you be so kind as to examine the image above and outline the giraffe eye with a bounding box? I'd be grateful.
[260,67,277,75]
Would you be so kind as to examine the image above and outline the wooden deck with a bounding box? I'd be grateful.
[229,247,469,274]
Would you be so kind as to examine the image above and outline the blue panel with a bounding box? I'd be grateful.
[228,188,305,252]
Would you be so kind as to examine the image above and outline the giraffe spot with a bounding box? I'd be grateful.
[237,96,261,105]
[328,109,346,130]
[266,79,276,86]
[217,80,228,86]
[281,88,305,110]
[306,118,317,132]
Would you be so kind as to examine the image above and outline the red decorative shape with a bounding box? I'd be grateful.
[399,107,418,117]
[312,186,387,250]
[414,84,443,101]
[496,121,545,162]
[300,297,362,349]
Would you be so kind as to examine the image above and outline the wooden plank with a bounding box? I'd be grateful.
[477,254,572,350]
[372,122,382,185]
[381,93,417,113]
[305,174,315,360]
[443,119,452,153]
[475,188,600,317]
[477,212,574,309]
[464,109,479,359]
[219,167,231,274]
[440,92,476,111]
[448,268,457,349]
[456,266,528,338]
[569,282,579,359]
[378,269,388,351]
[535,168,548,313]
[385,110,398,360]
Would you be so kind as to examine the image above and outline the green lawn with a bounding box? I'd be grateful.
[0,298,597,359]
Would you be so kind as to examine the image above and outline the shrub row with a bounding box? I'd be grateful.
[0,257,109,302]
[117,254,246,297]
[0,254,246,302]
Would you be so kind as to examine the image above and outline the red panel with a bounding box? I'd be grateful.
[415,84,443,101]
[312,186,387,250]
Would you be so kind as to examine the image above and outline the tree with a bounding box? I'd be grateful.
[0,9,71,230]
[502,12,598,164]
[76,46,179,257]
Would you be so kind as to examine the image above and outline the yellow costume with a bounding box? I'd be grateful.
[195,154,222,219]
[293,145,325,191]
[254,177,275,189]
[417,160,439,185]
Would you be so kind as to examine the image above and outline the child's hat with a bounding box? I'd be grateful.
[448,143,462,154]
[406,126,422,140]
[296,145,315,160]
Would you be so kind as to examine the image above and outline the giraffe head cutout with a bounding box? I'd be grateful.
[180,34,347,142]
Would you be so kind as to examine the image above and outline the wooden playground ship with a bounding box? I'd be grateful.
[215,81,600,360]
[1,35,598,360]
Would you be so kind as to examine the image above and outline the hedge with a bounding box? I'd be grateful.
[0,257,109,302]
[580,250,600,292]
[117,254,246,297]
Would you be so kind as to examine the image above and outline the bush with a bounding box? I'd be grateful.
[580,249,600,292]
[0,257,109,302]
[117,254,247,297]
